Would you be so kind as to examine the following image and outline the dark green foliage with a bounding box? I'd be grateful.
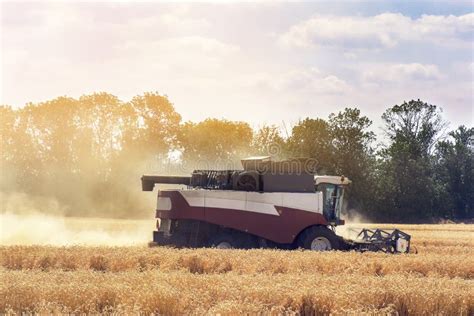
[328,108,376,217]
[434,126,474,219]
[374,100,447,222]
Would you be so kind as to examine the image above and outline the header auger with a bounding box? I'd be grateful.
[142,157,411,253]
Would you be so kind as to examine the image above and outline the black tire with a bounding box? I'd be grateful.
[297,226,340,251]
[209,232,256,249]
[209,233,239,249]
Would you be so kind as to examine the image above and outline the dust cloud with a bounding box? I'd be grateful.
[0,192,154,246]
[0,212,153,246]
[336,209,373,239]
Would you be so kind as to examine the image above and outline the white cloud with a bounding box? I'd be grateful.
[315,75,352,94]
[280,13,474,50]
[362,63,442,83]
[415,14,473,37]
[155,36,239,56]
[118,36,240,77]
[343,52,357,59]
[160,12,210,32]
[250,67,352,95]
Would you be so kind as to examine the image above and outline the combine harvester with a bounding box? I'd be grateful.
[142,157,411,253]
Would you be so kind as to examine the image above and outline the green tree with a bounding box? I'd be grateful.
[328,108,376,216]
[286,118,333,173]
[434,126,474,219]
[377,100,446,221]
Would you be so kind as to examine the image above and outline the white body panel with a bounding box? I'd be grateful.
[179,190,323,216]
[157,197,172,210]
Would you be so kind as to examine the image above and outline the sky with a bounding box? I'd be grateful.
[1,1,473,133]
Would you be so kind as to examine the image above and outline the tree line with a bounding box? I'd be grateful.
[1,92,472,221]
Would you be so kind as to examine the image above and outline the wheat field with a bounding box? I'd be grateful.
[0,218,473,315]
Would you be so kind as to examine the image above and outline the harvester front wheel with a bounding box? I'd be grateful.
[298,226,340,251]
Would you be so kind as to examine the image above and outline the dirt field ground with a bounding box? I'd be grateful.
[0,219,473,315]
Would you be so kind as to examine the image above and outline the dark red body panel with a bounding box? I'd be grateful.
[156,190,328,244]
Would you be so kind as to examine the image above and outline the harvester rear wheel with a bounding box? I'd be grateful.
[209,232,257,249]
[209,233,240,249]
[298,226,340,251]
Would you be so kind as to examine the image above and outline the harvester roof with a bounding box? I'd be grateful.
[241,156,318,174]
[315,175,352,185]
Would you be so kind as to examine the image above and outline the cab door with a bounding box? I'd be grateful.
[317,183,340,221]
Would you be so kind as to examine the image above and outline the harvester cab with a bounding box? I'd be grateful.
[315,175,351,226]
[142,157,411,253]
